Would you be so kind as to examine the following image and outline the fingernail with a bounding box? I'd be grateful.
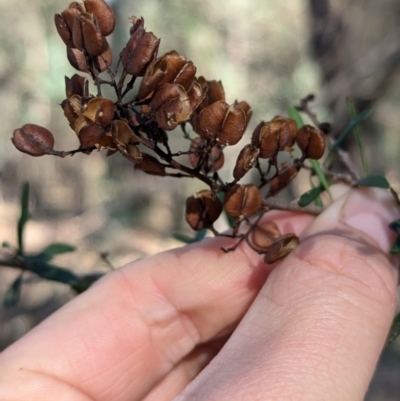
[302,187,399,253]
[340,187,398,252]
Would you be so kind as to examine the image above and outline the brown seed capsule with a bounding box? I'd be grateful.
[251,221,281,252]
[135,153,166,176]
[269,164,298,195]
[137,50,196,100]
[233,144,259,181]
[79,122,106,148]
[264,233,299,264]
[114,142,143,164]
[233,100,252,129]
[189,137,224,173]
[67,47,89,73]
[251,121,278,159]
[224,184,262,220]
[111,120,141,147]
[270,116,297,151]
[71,12,105,57]
[83,97,115,126]
[65,74,89,99]
[296,125,325,160]
[150,83,192,130]
[121,17,160,77]
[84,0,116,37]
[12,124,55,157]
[196,101,246,145]
[185,190,222,230]
[252,117,297,159]
[187,80,206,114]
[93,42,113,72]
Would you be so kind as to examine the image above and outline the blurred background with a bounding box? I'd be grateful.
[1,0,400,398]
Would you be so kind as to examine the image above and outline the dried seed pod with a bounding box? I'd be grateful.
[189,137,224,173]
[269,164,298,195]
[251,121,278,159]
[54,5,82,48]
[84,0,116,37]
[71,12,106,57]
[197,78,225,111]
[111,120,141,147]
[271,116,297,151]
[83,97,115,126]
[233,100,252,129]
[224,184,262,220]
[196,101,246,145]
[79,122,106,148]
[67,47,89,73]
[252,117,297,159]
[61,98,80,130]
[187,80,206,113]
[119,143,143,164]
[135,153,166,176]
[264,234,299,264]
[54,13,75,48]
[251,221,281,252]
[137,50,196,100]
[93,42,113,72]
[121,17,160,77]
[296,125,325,160]
[65,74,89,99]
[185,190,222,230]
[233,144,259,181]
[12,124,55,157]
[150,83,192,130]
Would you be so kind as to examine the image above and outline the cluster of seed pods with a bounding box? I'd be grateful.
[12,0,326,263]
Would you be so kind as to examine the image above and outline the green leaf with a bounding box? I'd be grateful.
[390,235,400,254]
[346,98,368,176]
[298,186,324,207]
[386,312,400,346]
[173,229,207,244]
[17,182,30,254]
[355,175,390,189]
[326,108,372,159]
[28,243,76,263]
[309,159,332,199]
[390,187,400,206]
[3,273,23,308]
[287,104,305,128]
[389,220,400,234]
[2,241,11,248]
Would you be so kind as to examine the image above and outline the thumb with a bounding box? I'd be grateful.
[175,187,399,401]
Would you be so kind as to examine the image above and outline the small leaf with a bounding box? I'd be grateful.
[390,187,400,206]
[17,182,30,254]
[346,98,368,176]
[173,229,207,244]
[389,220,400,234]
[2,241,11,248]
[355,175,390,189]
[40,243,76,256]
[3,273,23,308]
[309,159,332,200]
[194,229,207,242]
[287,104,304,129]
[386,312,400,346]
[298,186,324,207]
[326,109,372,159]
[390,235,400,254]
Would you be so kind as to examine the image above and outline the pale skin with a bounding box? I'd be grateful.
[0,186,398,401]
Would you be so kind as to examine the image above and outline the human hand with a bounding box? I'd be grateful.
[0,186,398,401]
